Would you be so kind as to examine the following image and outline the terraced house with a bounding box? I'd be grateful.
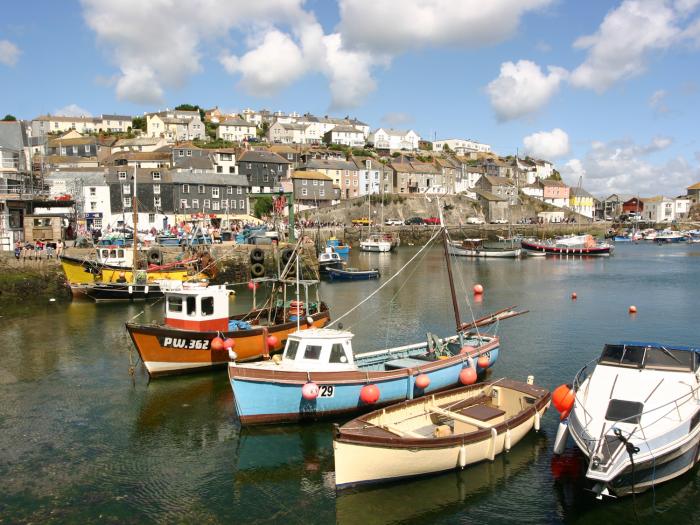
[237,150,290,193]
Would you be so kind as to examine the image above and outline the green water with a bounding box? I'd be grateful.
[1,242,700,524]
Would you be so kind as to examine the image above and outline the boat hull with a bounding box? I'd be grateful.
[127,309,331,377]
[76,283,164,302]
[327,268,380,281]
[521,240,613,256]
[60,255,195,285]
[333,380,550,488]
[448,244,521,258]
[359,242,392,252]
[229,337,500,425]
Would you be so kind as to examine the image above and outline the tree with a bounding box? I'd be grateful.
[253,196,274,218]
[548,169,562,181]
[2,114,17,121]
[132,116,146,131]
[441,143,451,153]
[257,121,270,139]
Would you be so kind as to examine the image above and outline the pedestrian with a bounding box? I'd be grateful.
[46,242,55,259]
[56,239,64,258]
[14,240,21,260]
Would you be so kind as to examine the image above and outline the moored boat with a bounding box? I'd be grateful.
[448,239,521,258]
[655,230,687,243]
[326,267,380,281]
[552,341,700,498]
[521,235,614,256]
[318,247,345,273]
[359,234,392,253]
[333,378,550,488]
[327,237,351,256]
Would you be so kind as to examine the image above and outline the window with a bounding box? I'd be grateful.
[204,199,211,209]
[84,145,90,154]
[180,199,188,209]
[239,199,244,209]
[179,150,184,157]
[198,185,205,194]
[263,173,269,182]
[247,163,252,169]
[278,165,283,173]
[237,187,242,195]
[329,343,348,363]
[182,184,190,193]
[118,171,127,180]
[72,146,78,154]
[151,171,161,180]
[123,184,131,194]
[302,180,307,185]
[216,166,222,173]
[226,186,233,194]
[285,340,299,360]
[303,345,322,360]
[319,189,325,197]
[153,184,160,195]
[201,297,214,316]
[89,187,96,196]
[212,201,220,211]
[148,213,155,223]
[231,200,237,209]
[93,218,102,229]
[222,199,228,209]
[186,296,197,316]
[301,188,308,196]
[154,197,161,207]
[90,201,97,211]
[186,150,192,156]
[192,199,199,208]
[312,180,318,186]
[212,187,220,198]
[123,197,132,207]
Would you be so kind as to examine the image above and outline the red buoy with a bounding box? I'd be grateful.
[571,292,577,300]
[629,305,637,314]
[302,382,319,400]
[415,374,430,389]
[211,337,225,351]
[552,384,575,415]
[266,335,279,348]
[247,281,257,291]
[360,384,380,404]
[223,338,235,349]
[473,284,484,295]
[459,367,477,385]
[477,354,490,369]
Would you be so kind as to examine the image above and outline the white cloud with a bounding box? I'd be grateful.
[486,60,567,121]
[338,0,554,54]
[560,137,696,195]
[0,40,20,66]
[381,111,414,127]
[570,0,697,92]
[649,89,669,113]
[523,128,570,158]
[54,104,93,117]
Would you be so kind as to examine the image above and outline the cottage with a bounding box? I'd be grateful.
[237,150,290,192]
[298,158,359,199]
[291,171,337,209]
[474,190,508,222]
[369,128,421,151]
[433,138,491,155]
[476,175,517,205]
[217,118,257,142]
[568,187,595,219]
[539,179,569,208]
[323,126,366,148]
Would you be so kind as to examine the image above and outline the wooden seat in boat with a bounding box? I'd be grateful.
[458,404,505,422]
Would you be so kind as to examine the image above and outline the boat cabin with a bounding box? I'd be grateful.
[160,280,231,331]
[96,246,133,268]
[282,329,355,370]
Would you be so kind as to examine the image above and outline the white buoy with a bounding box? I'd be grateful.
[553,420,570,455]
[458,445,467,468]
[488,428,497,461]
[527,375,534,385]
[505,428,512,452]
[534,410,541,432]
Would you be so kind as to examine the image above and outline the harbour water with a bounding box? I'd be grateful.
[1,242,699,524]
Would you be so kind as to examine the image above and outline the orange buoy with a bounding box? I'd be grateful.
[477,354,490,369]
[210,337,225,351]
[266,335,279,348]
[552,384,575,415]
[459,367,477,385]
[223,338,235,349]
[360,384,380,404]
[629,305,637,313]
[247,280,257,291]
[571,292,577,300]
[301,382,319,400]
[473,284,484,295]
[415,374,430,389]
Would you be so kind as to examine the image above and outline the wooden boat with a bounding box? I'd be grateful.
[127,277,330,377]
[448,239,521,258]
[75,282,164,302]
[327,267,380,281]
[552,341,700,498]
[521,235,614,256]
[333,378,550,488]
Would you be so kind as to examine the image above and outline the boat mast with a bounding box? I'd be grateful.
[132,165,138,283]
[438,198,462,332]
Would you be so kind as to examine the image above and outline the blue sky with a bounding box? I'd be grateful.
[1,0,699,196]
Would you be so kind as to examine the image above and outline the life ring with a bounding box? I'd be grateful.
[250,247,265,263]
[250,262,265,278]
[281,248,294,265]
[147,247,163,265]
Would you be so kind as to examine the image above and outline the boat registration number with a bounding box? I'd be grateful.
[160,337,210,350]
[318,385,335,398]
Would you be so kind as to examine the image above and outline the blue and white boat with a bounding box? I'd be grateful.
[552,341,700,498]
[327,237,351,256]
[655,230,686,243]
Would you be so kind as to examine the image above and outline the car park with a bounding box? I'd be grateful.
[384,218,403,226]
[466,217,485,224]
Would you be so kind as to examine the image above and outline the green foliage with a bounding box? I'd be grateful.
[328,143,348,152]
[391,152,401,158]
[252,196,274,218]
[441,143,451,152]
[548,170,562,181]
[192,138,234,149]
[131,116,146,131]
[419,141,433,151]
[415,154,431,162]
[350,149,374,157]
[2,114,17,121]
[174,104,205,120]
[256,121,270,139]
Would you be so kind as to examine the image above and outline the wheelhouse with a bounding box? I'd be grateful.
[282,329,355,369]
[160,280,231,331]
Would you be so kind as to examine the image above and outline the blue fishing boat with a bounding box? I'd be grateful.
[327,236,351,256]
[326,267,379,281]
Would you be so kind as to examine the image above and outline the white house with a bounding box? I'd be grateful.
[351,156,386,196]
[674,196,692,218]
[99,115,132,133]
[45,169,115,230]
[217,118,257,142]
[323,126,366,148]
[642,196,675,222]
[211,148,237,174]
[522,182,544,200]
[534,159,554,180]
[146,110,205,142]
[268,122,311,144]
[369,128,421,151]
[433,138,491,154]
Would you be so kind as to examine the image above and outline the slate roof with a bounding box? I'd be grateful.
[239,150,291,164]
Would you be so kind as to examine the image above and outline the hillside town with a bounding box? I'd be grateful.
[0,106,697,248]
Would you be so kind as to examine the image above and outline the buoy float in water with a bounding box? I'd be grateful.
[552,384,575,418]
[459,367,477,385]
[302,382,319,400]
[210,337,225,351]
[571,292,577,300]
[360,384,380,404]
[247,280,258,291]
[629,305,638,313]
[473,284,484,295]
[477,354,490,369]
[415,374,430,389]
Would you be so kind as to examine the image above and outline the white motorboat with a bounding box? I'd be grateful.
[552,342,700,498]
[360,234,392,252]
[318,247,345,273]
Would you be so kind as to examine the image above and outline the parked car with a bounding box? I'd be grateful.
[405,217,425,225]
[384,218,403,226]
[466,217,485,225]
[423,217,441,225]
[351,217,372,226]
[490,218,508,224]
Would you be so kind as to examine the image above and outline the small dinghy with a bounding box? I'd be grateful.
[326,267,380,281]
[552,342,700,498]
[333,378,550,488]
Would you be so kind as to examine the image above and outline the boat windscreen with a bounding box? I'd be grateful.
[605,399,643,424]
[599,344,696,372]
[599,344,645,368]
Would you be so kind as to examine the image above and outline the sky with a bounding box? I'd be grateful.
[1,0,700,197]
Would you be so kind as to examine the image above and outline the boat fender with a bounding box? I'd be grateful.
[306,316,314,326]
[266,335,279,348]
[488,428,497,461]
[552,384,575,416]
[148,247,163,266]
[534,410,541,432]
[223,338,235,349]
[211,337,225,351]
[458,445,467,468]
[227,349,238,361]
[250,248,265,264]
[360,384,380,404]
[504,428,512,452]
[302,382,319,400]
[459,367,477,385]
[477,354,490,369]
[281,248,294,265]
[250,262,266,278]
[415,374,430,390]
[553,420,569,455]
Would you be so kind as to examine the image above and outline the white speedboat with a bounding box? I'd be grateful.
[360,234,392,252]
[552,342,700,498]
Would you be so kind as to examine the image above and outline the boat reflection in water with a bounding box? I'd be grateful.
[335,432,547,525]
